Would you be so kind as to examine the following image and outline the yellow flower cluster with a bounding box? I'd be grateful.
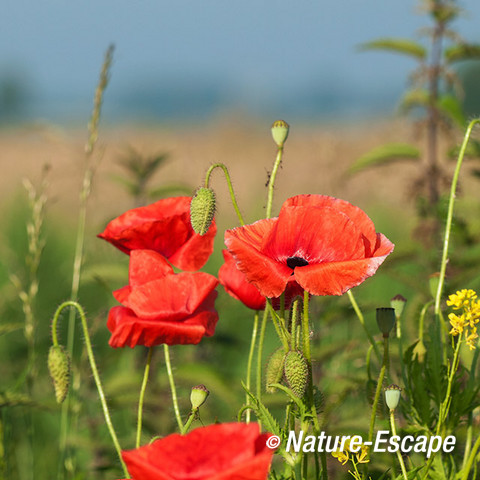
[331,438,369,465]
[446,289,480,350]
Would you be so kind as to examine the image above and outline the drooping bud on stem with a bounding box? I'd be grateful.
[271,120,290,147]
[48,345,71,403]
[265,347,286,393]
[190,187,216,235]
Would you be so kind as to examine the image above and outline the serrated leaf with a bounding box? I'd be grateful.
[349,143,420,174]
[445,44,480,63]
[359,38,426,60]
[394,465,425,480]
[437,94,466,127]
[241,382,281,437]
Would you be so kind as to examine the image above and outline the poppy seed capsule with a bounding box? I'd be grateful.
[283,350,309,398]
[265,347,286,393]
[390,294,407,319]
[271,120,289,147]
[384,384,402,411]
[48,345,71,403]
[190,384,209,410]
[190,188,216,236]
[376,307,396,337]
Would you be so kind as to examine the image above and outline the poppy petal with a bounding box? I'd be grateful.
[225,219,291,298]
[128,250,174,287]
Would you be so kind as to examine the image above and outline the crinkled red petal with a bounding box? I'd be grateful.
[225,219,291,298]
[121,423,273,480]
[128,250,173,287]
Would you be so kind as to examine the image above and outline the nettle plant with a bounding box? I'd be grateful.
[350,0,480,245]
[45,50,480,479]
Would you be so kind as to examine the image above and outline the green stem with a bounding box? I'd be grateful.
[182,409,197,434]
[368,336,389,443]
[390,410,409,480]
[163,344,183,433]
[266,146,284,219]
[245,312,259,424]
[204,163,245,225]
[419,301,434,342]
[136,347,154,448]
[303,292,320,433]
[347,290,381,363]
[256,308,269,409]
[461,433,480,480]
[290,299,300,351]
[266,300,290,351]
[51,301,129,478]
[434,118,480,316]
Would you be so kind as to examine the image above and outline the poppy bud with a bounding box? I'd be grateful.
[283,350,309,398]
[271,120,289,147]
[412,339,427,363]
[190,384,209,410]
[190,187,216,236]
[384,384,402,411]
[376,307,396,337]
[390,294,407,319]
[265,347,286,393]
[48,345,71,403]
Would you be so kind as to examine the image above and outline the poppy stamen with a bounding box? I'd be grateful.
[286,256,309,270]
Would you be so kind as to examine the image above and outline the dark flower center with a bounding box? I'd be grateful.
[286,256,309,270]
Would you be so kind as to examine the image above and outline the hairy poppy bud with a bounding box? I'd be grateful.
[376,307,396,337]
[283,350,309,398]
[429,273,440,300]
[265,347,286,393]
[384,384,402,411]
[271,120,289,147]
[190,384,209,410]
[190,187,216,236]
[48,345,71,403]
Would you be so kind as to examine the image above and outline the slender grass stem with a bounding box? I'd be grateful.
[461,433,480,480]
[347,290,381,363]
[368,337,389,443]
[136,347,154,448]
[389,410,408,480]
[204,163,245,225]
[245,311,259,423]
[163,344,183,433]
[51,301,129,478]
[434,119,480,316]
[256,309,269,407]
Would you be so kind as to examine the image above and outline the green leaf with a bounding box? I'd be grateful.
[359,38,426,60]
[399,89,429,114]
[437,94,466,127]
[0,323,23,336]
[444,44,480,63]
[348,143,420,174]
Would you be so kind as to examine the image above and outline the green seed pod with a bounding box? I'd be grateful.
[190,384,209,410]
[48,345,71,403]
[429,273,440,300]
[271,120,290,147]
[390,294,407,320]
[312,386,324,413]
[384,384,402,411]
[376,307,396,337]
[283,350,309,398]
[265,347,286,393]
[190,187,216,235]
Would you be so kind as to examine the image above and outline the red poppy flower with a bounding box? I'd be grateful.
[224,194,394,298]
[121,422,274,480]
[98,196,216,271]
[218,250,304,310]
[107,250,219,347]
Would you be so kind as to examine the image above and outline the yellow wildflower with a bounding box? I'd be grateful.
[331,449,349,465]
[448,313,466,336]
[447,289,477,310]
[447,289,480,350]
[355,444,370,464]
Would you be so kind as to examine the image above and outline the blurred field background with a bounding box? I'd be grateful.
[3,1,480,479]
